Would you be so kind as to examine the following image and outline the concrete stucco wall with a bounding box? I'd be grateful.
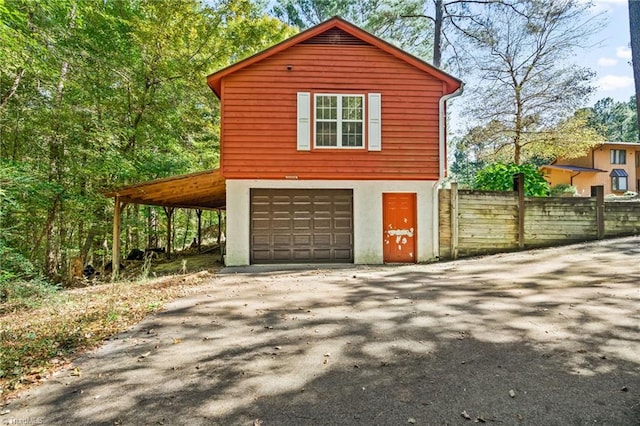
[225,179,438,266]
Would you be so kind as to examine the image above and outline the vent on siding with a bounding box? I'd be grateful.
[301,28,371,46]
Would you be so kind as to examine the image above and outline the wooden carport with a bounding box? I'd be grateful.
[103,168,226,277]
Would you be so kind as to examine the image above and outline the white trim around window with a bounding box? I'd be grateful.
[314,94,365,149]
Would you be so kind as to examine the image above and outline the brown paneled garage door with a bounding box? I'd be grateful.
[250,189,354,263]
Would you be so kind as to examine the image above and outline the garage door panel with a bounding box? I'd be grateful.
[252,250,272,261]
[314,218,331,229]
[334,233,352,245]
[334,218,352,229]
[250,189,353,263]
[272,219,291,229]
[313,249,331,259]
[252,235,271,246]
[293,249,312,260]
[294,218,312,229]
[293,234,312,245]
[273,234,292,245]
[252,219,270,230]
[313,234,331,246]
[273,253,293,261]
[334,249,353,261]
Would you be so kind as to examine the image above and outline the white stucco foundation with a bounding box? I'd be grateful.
[225,179,438,266]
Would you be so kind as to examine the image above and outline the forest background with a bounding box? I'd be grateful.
[1,0,638,287]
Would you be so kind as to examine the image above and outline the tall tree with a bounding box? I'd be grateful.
[398,1,527,68]
[271,0,435,60]
[630,0,640,140]
[455,0,604,164]
[585,96,638,142]
[0,0,293,282]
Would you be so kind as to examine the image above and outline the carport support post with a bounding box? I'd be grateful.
[513,173,525,249]
[163,207,175,260]
[450,182,459,260]
[196,209,203,250]
[591,185,605,239]
[111,196,127,281]
[216,209,222,245]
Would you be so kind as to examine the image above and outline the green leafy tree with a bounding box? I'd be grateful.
[584,96,638,142]
[449,135,486,188]
[473,163,549,197]
[457,110,604,166]
[0,0,293,282]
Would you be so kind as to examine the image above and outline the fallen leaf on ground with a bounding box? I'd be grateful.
[461,410,471,420]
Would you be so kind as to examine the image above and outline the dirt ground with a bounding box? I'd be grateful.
[3,237,640,425]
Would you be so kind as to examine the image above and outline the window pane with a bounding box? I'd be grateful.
[342,122,363,147]
[316,122,337,146]
[612,176,628,191]
[342,96,363,120]
[316,95,337,120]
[611,149,626,164]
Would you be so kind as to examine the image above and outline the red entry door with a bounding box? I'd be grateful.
[383,193,417,263]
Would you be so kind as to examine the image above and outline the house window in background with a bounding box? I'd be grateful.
[610,149,626,164]
[610,169,628,191]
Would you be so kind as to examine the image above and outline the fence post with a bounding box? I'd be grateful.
[591,185,605,239]
[513,173,525,249]
[450,182,459,260]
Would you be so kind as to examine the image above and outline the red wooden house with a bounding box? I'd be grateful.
[207,17,462,265]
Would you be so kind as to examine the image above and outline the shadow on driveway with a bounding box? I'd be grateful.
[4,238,640,425]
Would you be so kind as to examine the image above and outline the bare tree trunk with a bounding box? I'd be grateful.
[182,209,192,250]
[630,0,640,141]
[0,69,25,110]
[147,207,158,248]
[80,224,100,262]
[433,0,444,68]
[43,3,76,279]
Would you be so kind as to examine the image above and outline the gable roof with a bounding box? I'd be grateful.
[206,16,462,98]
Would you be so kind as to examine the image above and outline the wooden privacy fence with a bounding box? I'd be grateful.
[439,180,640,260]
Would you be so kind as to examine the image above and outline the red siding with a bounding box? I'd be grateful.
[220,44,447,180]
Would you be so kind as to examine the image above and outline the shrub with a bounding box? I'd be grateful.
[473,163,550,197]
[550,184,577,197]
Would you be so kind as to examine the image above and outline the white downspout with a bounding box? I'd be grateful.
[432,84,464,260]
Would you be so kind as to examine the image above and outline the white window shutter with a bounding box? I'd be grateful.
[297,92,311,151]
[368,93,381,151]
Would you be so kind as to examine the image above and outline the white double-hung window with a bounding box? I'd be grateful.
[297,92,381,151]
[315,94,364,148]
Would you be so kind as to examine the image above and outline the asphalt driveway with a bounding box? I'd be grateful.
[3,237,640,425]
